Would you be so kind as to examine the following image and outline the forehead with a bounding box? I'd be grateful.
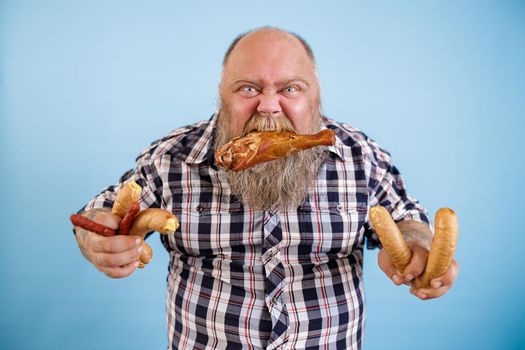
[222,31,317,85]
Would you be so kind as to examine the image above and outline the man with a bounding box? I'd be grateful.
[74,27,459,350]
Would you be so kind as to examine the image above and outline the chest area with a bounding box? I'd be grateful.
[163,159,370,259]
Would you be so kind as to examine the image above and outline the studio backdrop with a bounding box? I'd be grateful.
[1,1,524,349]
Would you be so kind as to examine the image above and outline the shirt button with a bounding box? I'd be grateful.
[196,205,204,212]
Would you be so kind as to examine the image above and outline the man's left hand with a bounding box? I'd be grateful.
[378,240,460,300]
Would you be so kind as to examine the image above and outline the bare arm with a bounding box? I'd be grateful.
[397,220,432,250]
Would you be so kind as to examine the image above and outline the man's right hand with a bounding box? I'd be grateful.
[74,209,143,278]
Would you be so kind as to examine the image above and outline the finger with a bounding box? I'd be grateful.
[403,243,429,282]
[77,229,105,255]
[92,235,142,254]
[75,230,101,263]
[378,249,404,285]
[91,211,121,230]
[410,285,450,300]
[95,245,143,268]
[429,259,460,288]
[99,260,140,279]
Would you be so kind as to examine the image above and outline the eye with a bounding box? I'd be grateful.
[238,85,260,97]
[280,85,301,97]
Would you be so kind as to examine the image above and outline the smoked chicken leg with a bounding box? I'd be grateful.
[215,129,336,171]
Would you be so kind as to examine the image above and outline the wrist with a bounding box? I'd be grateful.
[396,220,432,250]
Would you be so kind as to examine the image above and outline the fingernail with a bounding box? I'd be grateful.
[137,246,143,254]
[419,293,427,300]
[392,274,402,284]
[405,274,414,282]
[431,280,442,288]
[134,261,140,268]
[135,238,142,246]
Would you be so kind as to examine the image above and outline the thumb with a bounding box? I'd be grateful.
[378,248,404,286]
[91,211,121,230]
[402,242,429,283]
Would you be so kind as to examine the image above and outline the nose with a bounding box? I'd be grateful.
[257,89,282,117]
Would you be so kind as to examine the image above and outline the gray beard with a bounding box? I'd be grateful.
[214,110,327,211]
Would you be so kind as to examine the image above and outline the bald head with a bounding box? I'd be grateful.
[223,27,316,68]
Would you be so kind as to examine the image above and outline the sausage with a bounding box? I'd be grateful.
[70,214,116,237]
[137,242,153,268]
[412,208,458,289]
[118,201,141,236]
[112,180,142,218]
[71,180,179,269]
[370,206,459,289]
[369,206,412,273]
[128,208,179,239]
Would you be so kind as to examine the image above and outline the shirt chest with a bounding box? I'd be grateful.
[161,157,370,262]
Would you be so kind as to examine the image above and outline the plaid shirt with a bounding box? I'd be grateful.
[84,114,429,350]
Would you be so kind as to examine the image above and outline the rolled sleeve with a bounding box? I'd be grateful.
[80,144,163,214]
[363,140,431,249]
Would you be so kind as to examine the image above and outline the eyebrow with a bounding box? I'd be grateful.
[279,78,310,87]
[231,78,311,88]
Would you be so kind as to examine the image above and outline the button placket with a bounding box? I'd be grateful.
[262,209,289,348]
[263,246,280,265]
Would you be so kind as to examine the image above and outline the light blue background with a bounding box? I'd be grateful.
[1,1,524,349]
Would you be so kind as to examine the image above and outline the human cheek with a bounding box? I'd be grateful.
[282,99,312,134]
[231,97,259,135]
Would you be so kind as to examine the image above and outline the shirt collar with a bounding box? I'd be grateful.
[320,121,345,162]
[183,113,218,166]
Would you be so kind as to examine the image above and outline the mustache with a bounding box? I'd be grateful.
[242,114,296,135]
[215,108,325,210]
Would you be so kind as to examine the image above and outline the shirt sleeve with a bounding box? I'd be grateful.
[78,142,163,215]
[363,138,431,250]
